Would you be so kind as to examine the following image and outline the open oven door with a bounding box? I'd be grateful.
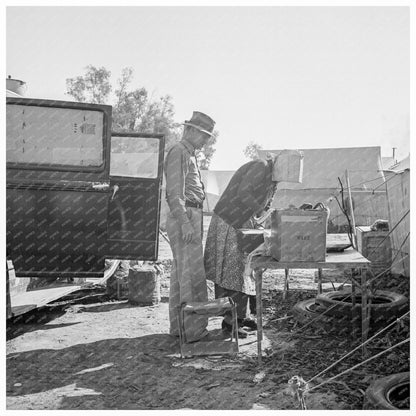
[106,133,165,261]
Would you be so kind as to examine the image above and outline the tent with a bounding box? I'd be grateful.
[200,170,235,212]
[258,146,389,231]
[383,155,410,277]
[6,89,22,97]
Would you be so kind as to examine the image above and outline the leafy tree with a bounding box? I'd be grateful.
[112,68,182,151]
[243,141,263,160]
[66,65,216,168]
[198,131,218,170]
[66,65,111,104]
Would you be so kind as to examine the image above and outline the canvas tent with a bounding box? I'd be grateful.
[383,155,410,277]
[200,170,235,212]
[258,146,389,231]
[160,146,393,234]
[381,156,397,170]
[158,170,235,229]
[6,89,22,97]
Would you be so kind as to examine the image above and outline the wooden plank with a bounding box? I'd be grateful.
[9,259,121,318]
[239,231,352,250]
[11,285,82,317]
[326,233,352,251]
[6,265,12,319]
[251,248,370,270]
[182,298,233,315]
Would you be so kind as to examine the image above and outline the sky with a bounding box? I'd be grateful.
[5,4,412,170]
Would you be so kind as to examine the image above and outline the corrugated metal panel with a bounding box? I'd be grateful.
[384,169,410,276]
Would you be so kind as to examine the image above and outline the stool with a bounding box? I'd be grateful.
[177,297,239,358]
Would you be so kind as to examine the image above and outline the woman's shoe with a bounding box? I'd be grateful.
[240,318,257,330]
[221,320,248,339]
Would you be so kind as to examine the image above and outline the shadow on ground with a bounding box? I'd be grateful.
[6,333,271,410]
[7,306,70,340]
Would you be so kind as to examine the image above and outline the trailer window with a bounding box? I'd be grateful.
[110,136,160,178]
[6,104,104,166]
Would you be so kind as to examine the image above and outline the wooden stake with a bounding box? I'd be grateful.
[345,169,357,248]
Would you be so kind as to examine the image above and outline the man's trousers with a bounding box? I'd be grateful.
[166,207,208,342]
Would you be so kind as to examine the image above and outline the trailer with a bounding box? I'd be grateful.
[6,97,165,316]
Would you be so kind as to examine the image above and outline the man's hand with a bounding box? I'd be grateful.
[181,222,194,243]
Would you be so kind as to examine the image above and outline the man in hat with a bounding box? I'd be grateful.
[164,111,215,342]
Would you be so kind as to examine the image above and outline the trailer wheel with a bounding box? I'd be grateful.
[363,372,410,409]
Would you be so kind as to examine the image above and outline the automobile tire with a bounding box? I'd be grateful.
[291,298,351,333]
[315,290,408,329]
[363,372,410,410]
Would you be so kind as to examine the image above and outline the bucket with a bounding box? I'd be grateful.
[128,265,161,306]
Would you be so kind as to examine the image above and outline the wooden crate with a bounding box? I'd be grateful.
[270,208,328,261]
[356,226,392,275]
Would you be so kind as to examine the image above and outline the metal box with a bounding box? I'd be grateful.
[270,208,328,261]
[356,226,391,275]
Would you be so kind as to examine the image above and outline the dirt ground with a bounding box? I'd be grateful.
[6,266,409,410]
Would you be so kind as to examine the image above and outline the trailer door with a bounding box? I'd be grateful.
[106,133,165,260]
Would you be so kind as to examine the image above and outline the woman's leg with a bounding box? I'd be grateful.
[249,295,256,315]
[214,284,248,324]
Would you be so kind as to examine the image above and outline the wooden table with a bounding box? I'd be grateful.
[250,248,371,364]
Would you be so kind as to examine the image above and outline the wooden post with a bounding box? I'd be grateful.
[6,263,12,319]
[283,268,289,300]
[255,268,263,365]
[351,273,357,340]
[345,169,357,249]
[318,268,323,294]
[361,269,370,356]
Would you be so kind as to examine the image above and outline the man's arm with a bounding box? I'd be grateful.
[165,145,190,225]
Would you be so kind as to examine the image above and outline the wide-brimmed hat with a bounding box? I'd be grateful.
[183,111,215,136]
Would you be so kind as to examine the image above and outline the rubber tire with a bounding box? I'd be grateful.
[315,290,408,329]
[291,298,351,333]
[363,372,410,410]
